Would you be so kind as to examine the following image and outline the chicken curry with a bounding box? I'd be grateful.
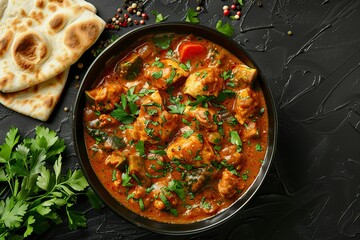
[83,33,268,223]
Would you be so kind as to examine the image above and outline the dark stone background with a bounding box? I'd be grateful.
[1,0,360,239]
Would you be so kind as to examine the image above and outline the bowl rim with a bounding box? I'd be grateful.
[73,22,278,235]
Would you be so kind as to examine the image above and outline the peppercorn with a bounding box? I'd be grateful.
[257,2,263,7]
[231,4,237,10]
[141,13,148,19]
[287,30,293,36]
[223,9,230,16]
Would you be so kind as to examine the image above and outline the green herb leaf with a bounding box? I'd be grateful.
[152,70,163,79]
[151,10,167,23]
[256,143,263,151]
[182,130,194,139]
[135,140,145,157]
[153,34,172,49]
[216,20,234,37]
[185,8,200,23]
[230,131,242,146]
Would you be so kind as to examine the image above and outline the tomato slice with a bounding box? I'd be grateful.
[179,42,207,62]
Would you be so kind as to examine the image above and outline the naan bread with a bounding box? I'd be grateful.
[0,68,69,121]
[0,0,105,93]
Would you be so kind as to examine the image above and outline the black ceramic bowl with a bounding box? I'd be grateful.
[73,22,277,235]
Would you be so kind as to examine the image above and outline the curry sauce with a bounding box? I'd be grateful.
[83,33,268,223]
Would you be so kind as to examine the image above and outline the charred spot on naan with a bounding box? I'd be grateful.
[12,32,50,71]
[29,10,45,23]
[64,20,102,53]
[49,14,66,32]
[0,73,14,90]
[35,0,46,8]
[0,31,13,58]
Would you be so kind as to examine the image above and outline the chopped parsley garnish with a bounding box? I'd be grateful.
[153,34,172,49]
[230,131,242,146]
[214,89,236,102]
[242,170,250,180]
[167,180,186,200]
[165,68,176,85]
[220,70,233,80]
[152,70,163,79]
[256,143,263,152]
[179,60,191,71]
[182,129,194,139]
[200,197,212,210]
[110,86,139,124]
[182,118,191,126]
[135,140,145,156]
[152,57,164,68]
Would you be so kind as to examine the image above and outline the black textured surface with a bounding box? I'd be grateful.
[1,0,360,239]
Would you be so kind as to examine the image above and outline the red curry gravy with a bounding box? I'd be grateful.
[83,33,268,223]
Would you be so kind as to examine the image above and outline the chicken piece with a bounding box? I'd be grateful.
[166,127,217,167]
[242,121,259,140]
[150,181,177,210]
[183,106,217,131]
[233,88,258,124]
[232,64,257,86]
[183,67,223,98]
[85,82,125,112]
[105,150,126,167]
[218,169,239,198]
[132,91,179,143]
[219,145,244,171]
[144,59,189,90]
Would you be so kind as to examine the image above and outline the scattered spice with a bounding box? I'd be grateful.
[64,106,69,112]
[287,30,293,36]
[75,75,80,80]
[257,2,263,7]
[91,35,120,58]
[223,1,244,20]
[105,0,149,30]
[77,62,84,69]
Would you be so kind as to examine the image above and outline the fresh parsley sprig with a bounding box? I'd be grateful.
[0,127,101,239]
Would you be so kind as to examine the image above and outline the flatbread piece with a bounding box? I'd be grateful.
[0,0,105,92]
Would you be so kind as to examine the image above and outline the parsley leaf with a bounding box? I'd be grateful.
[167,180,186,200]
[230,131,242,146]
[153,34,172,50]
[216,20,234,37]
[0,126,101,239]
[151,10,167,23]
[185,8,200,23]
